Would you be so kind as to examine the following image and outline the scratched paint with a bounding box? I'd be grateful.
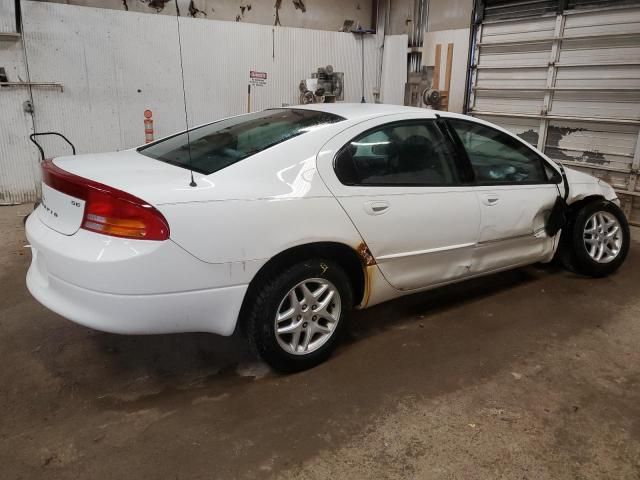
[517,128,538,147]
[545,125,609,166]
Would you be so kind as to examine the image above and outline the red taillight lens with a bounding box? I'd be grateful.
[41,160,170,241]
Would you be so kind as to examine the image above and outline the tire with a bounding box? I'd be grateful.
[244,258,353,373]
[561,200,629,277]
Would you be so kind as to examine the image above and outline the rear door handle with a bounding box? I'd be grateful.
[481,193,500,206]
[364,200,390,215]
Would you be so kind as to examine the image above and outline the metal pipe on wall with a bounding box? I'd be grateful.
[408,0,428,73]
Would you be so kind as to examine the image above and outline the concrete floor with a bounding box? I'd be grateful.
[1,204,639,480]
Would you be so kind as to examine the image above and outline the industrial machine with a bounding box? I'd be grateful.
[299,65,344,104]
[404,42,454,111]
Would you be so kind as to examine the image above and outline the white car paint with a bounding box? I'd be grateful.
[26,104,619,336]
[315,112,482,291]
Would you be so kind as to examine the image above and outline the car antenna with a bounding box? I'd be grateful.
[174,0,197,188]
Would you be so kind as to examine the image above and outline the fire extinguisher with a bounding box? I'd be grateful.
[144,109,154,143]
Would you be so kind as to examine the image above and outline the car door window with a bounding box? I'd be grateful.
[334,121,458,186]
[447,119,548,184]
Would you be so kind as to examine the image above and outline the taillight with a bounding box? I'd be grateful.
[41,160,170,240]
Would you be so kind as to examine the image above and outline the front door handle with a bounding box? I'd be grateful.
[364,200,390,216]
[481,193,500,206]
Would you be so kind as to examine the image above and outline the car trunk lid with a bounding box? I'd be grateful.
[38,151,177,238]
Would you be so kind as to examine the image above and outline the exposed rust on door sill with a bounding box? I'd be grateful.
[356,242,376,266]
[358,264,376,309]
[356,242,376,309]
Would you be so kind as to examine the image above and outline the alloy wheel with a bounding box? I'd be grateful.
[274,278,341,355]
[583,211,622,264]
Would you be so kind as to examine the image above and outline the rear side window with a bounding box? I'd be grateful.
[138,109,344,175]
[447,119,548,184]
[334,121,458,186]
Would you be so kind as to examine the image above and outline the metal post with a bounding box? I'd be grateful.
[537,13,566,152]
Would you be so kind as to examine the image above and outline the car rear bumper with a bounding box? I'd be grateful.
[26,261,246,335]
[25,212,255,335]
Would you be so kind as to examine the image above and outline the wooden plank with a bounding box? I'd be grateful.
[433,44,441,90]
[443,43,454,111]
[444,43,454,93]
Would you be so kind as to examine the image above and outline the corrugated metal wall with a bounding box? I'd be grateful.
[0,0,16,32]
[0,1,406,204]
[468,1,640,225]
[0,0,38,205]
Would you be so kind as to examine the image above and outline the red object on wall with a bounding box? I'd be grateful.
[144,110,154,143]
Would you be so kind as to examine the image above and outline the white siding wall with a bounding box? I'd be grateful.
[0,1,406,203]
[0,0,37,204]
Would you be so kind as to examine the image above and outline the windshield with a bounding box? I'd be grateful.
[137,109,344,175]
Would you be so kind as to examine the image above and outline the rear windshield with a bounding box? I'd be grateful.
[137,109,344,175]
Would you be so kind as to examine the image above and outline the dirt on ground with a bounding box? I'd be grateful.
[0,204,639,480]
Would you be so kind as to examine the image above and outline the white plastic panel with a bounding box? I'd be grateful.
[380,34,408,105]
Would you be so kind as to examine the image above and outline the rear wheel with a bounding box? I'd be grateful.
[245,258,352,372]
[561,200,629,277]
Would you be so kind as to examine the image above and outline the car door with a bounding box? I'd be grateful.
[444,117,561,273]
[316,114,481,292]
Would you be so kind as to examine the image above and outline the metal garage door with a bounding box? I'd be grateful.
[467,0,640,225]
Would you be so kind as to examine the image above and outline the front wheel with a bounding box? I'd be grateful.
[562,200,630,277]
[244,259,353,372]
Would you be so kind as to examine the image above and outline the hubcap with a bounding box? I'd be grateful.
[583,211,622,264]
[274,278,341,355]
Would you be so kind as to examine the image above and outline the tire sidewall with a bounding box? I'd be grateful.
[252,259,353,372]
[570,200,630,277]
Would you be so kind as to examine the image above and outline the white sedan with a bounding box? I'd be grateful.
[26,104,629,371]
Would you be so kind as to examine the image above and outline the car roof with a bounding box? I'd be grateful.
[287,103,438,121]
